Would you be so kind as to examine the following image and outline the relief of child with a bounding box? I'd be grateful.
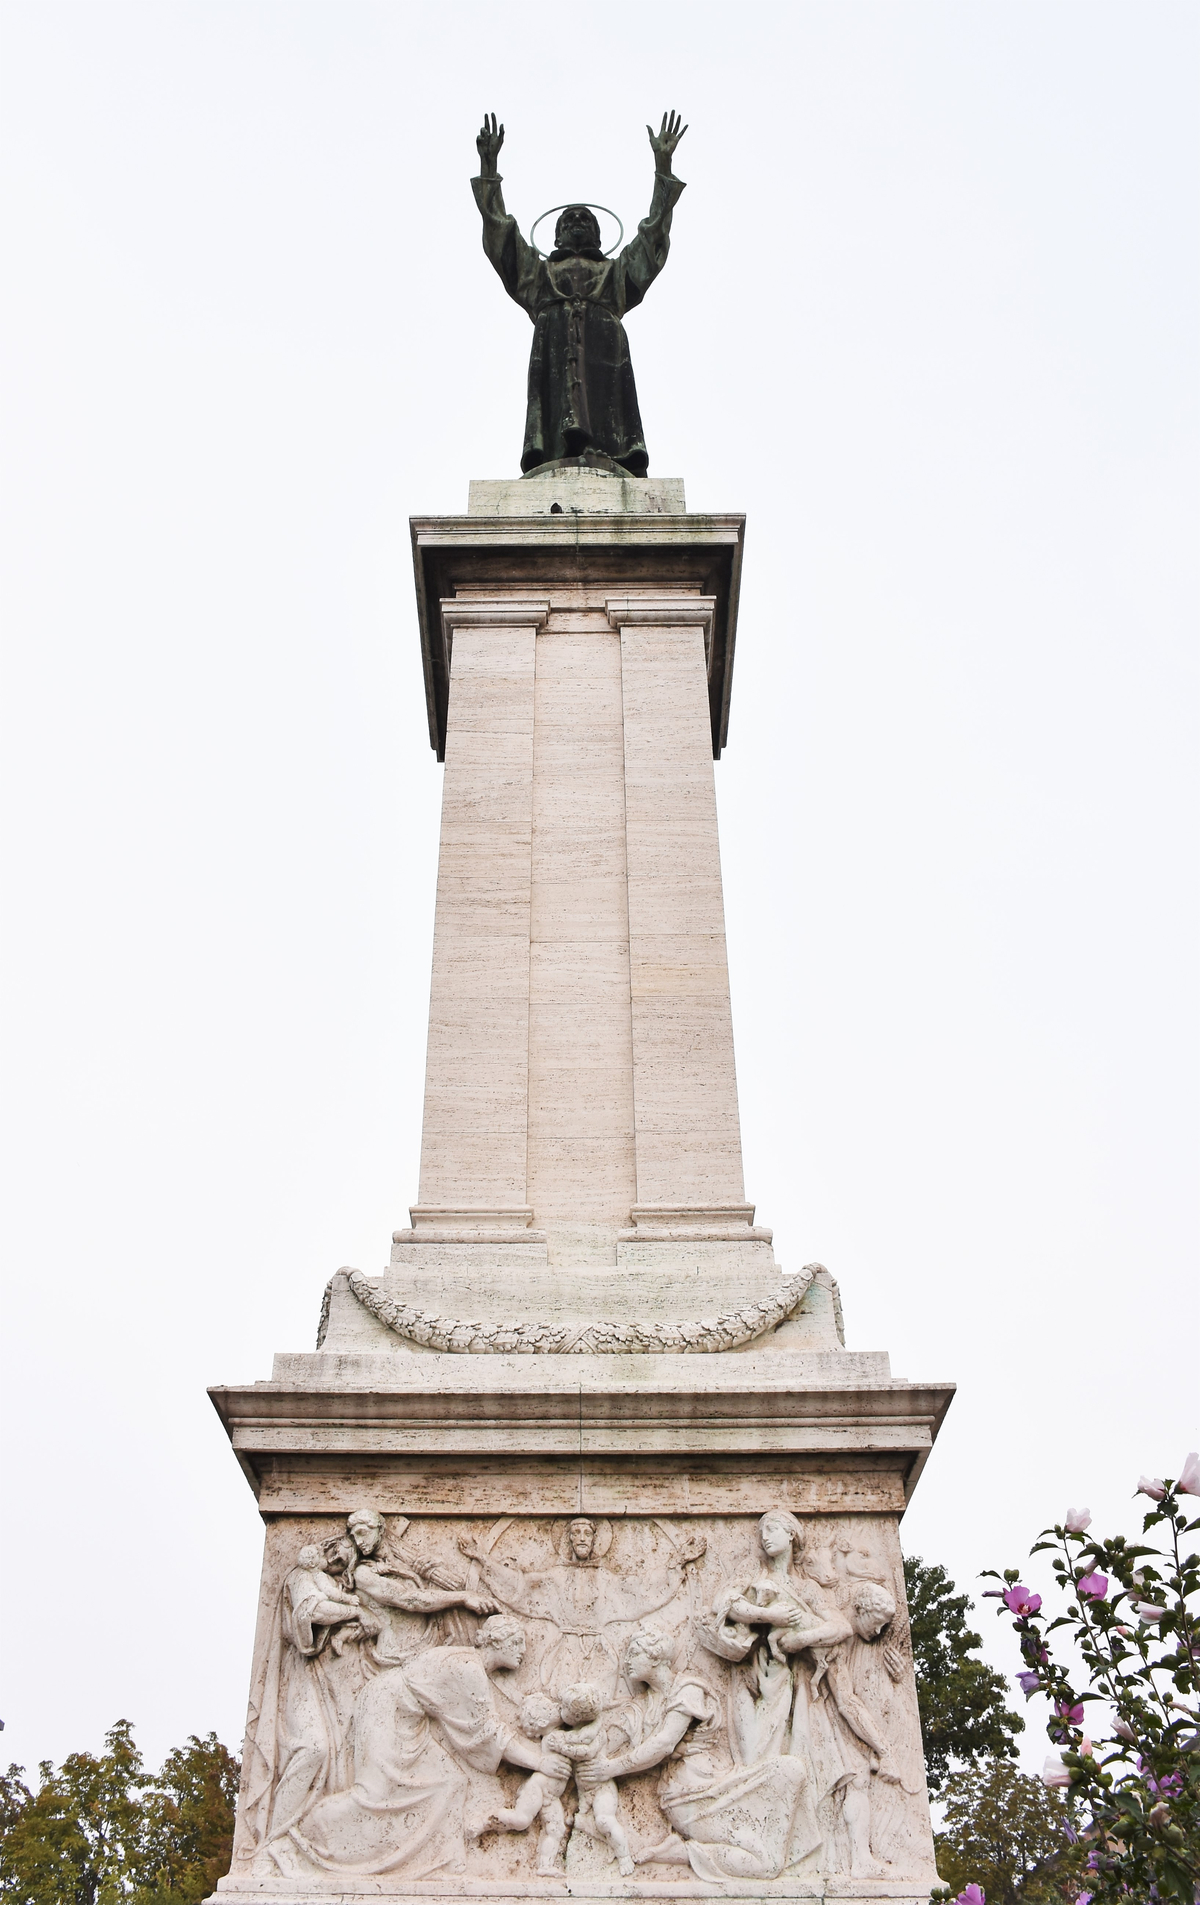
[487,1682,634,1877]
[290,1544,378,1656]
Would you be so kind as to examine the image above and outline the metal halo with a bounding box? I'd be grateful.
[530,202,624,258]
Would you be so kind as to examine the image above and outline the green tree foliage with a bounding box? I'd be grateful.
[934,1758,1080,1905]
[139,1735,240,1903]
[904,1555,1024,1794]
[0,1722,238,1905]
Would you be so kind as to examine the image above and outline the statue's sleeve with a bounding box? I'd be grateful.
[471,175,543,319]
[613,171,685,315]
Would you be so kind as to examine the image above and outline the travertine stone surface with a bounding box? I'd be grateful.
[615,602,742,1212]
[468,468,686,517]
[413,575,747,1268]
[219,1508,937,1900]
[417,608,543,1213]
[208,487,954,1905]
[527,609,636,1262]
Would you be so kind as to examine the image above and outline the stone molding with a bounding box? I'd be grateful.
[209,1361,954,1492]
[438,598,552,627]
[436,596,550,686]
[342,1261,815,1355]
[605,593,717,671]
[410,512,745,758]
[622,1202,771,1242]
[402,1207,545,1244]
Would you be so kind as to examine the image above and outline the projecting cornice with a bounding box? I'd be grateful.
[410,512,745,760]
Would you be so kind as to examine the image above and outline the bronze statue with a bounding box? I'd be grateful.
[472,111,687,477]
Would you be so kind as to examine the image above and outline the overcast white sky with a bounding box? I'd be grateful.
[2,1,1196,1781]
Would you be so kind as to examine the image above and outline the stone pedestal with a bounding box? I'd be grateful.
[209,466,954,1905]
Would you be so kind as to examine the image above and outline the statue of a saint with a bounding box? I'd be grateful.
[472,111,687,476]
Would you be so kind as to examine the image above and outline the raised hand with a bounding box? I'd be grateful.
[647,109,687,175]
[476,111,504,177]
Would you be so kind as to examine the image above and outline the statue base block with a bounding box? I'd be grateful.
[208,1348,950,1902]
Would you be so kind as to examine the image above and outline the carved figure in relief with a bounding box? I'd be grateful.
[704,1510,906,1879]
[240,1544,381,1865]
[458,1516,704,1695]
[482,1693,570,1875]
[487,1681,633,1877]
[280,1616,563,1880]
[339,1508,497,1662]
[577,1625,813,1881]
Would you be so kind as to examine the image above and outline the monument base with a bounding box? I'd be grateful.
[216,1886,938,1903]
[209,1335,950,1903]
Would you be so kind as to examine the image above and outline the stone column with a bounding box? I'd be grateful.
[526,609,637,1263]
[413,599,547,1234]
[610,597,754,1235]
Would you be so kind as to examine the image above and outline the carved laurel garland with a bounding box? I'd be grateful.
[342,1263,816,1355]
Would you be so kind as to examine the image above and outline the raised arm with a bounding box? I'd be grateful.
[606,1533,706,1622]
[471,112,542,317]
[614,111,688,314]
[457,1538,555,1617]
[355,1562,495,1618]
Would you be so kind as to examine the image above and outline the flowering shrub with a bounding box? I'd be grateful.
[975,1454,1199,1905]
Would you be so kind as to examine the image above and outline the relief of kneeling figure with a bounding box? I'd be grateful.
[577,1626,816,1882]
[278,1616,563,1881]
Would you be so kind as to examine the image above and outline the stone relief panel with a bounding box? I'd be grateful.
[231,1509,935,1891]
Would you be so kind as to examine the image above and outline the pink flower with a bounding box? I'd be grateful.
[1077,1571,1108,1600]
[1080,1737,1094,1757]
[1004,1585,1043,1617]
[1055,1699,1085,1725]
[1134,1602,1167,1623]
[1148,1772,1184,1798]
[1042,1753,1072,1788]
[1113,1719,1136,1743]
[1077,1892,1093,1905]
[1017,1671,1041,1695]
[1064,1506,1092,1533]
[1178,1451,1200,1497]
[954,1888,985,1905]
[1138,1475,1167,1501]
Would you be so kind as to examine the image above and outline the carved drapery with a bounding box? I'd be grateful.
[230,1509,936,1891]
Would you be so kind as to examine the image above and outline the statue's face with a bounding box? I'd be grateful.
[851,1591,895,1641]
[855,1610,890,1642]
[624,1638,653,1683]
[349,1516,381,1556]
[325,1537,355,1575]
[569,1518,596,1560]
[554,206,601,254]
[485,1630,526,1673]
[759,1515,793,1559]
